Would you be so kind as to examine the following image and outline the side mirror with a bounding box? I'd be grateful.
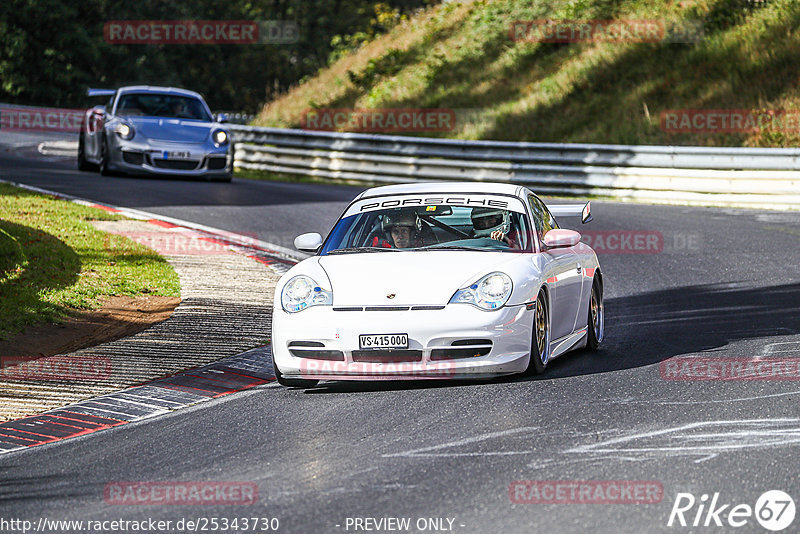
[294,232,323,253]
[88,106,106,133]
[543,229,581,249]
[215,113,229,123]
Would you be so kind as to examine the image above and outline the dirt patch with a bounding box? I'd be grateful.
[0,295,180,357]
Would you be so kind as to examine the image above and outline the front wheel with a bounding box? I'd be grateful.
[99,135,111,176]
[273,355,319,388]
[77,131,95,171]
[586,277,604,350]
[525,289,550,375]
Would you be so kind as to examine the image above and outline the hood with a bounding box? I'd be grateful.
[318,251,518,306]
[122,117,215,143]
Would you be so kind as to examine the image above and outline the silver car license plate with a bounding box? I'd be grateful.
[358,334,408,350]
[163,151,191,159]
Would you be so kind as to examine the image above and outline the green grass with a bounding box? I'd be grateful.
[0,183,180,340]
[256,0,800,147]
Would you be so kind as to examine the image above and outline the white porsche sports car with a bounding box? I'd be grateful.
[271,182,603,387]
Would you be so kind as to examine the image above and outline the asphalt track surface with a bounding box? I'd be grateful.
[1,147,800,533]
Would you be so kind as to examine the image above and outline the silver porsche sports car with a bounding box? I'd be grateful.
[78,86,233,181]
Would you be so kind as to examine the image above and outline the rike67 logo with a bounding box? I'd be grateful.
[668,490,795,531]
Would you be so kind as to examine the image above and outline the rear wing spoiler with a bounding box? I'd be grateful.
[87,88,115,97]
[548,201,593,224]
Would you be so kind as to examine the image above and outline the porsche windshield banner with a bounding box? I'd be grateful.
[347,194,527,217]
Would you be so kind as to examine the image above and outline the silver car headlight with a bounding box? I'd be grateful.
[212,129,229,146]
[449,272,513,310]
[115,122,134,140]
[281,275,332,313]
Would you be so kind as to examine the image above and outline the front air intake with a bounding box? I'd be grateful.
[288,341,344,361]
[430,339,493,360]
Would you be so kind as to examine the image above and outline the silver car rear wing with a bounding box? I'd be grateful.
[548,201,593,224]
[87,88,115,97]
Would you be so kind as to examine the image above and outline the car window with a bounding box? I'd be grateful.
[528,194,558,243]
[116,94,211,121]
[320,203,532,254]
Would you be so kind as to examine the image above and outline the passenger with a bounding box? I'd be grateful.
[471,207,518,248]
[119,96,144,115]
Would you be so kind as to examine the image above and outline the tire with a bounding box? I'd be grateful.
[77,131,95,171]
[586,277,604,351]
[272,354,319,388]
[98,134,111,176]
[525,289,550,375]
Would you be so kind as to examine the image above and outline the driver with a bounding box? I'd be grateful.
[372,210,422,248]
[169,100,187,117]
[471,207,518,248]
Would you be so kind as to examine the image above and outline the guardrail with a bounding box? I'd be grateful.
[230,125,800,209]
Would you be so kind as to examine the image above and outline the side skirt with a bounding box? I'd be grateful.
[549,328,588,360]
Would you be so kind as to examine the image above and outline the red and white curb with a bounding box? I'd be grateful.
[0,179,308,453]
[0,346,278,454]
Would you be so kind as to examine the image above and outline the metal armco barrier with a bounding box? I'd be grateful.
[231,125,796,209]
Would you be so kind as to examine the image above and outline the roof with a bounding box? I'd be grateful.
[117,86,204,99]
[358,182,524,199]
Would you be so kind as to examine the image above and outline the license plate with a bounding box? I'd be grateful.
[358,334,408,350]
[163,151,191,160]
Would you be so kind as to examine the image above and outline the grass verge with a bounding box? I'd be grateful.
[0,183,180,340]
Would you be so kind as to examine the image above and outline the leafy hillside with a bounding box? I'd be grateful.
[255,0,800,147]
[0,0,428,112]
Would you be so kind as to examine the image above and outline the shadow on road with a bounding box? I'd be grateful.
[0,150,364,208]
[537,281,800,380]
[304,282,800,393]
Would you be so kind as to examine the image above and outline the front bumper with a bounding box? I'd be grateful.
[107,137,233,179]
[272,304,534,381]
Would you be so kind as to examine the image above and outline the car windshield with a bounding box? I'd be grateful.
[116,93,211,121]
[320,201,533,255]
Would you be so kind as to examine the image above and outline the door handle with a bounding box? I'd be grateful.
[576,264,582,274]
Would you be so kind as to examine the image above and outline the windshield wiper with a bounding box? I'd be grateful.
[327,247,398,255]
[424,245,485,251]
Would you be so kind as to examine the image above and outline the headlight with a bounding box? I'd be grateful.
[212,129,229,146]
[449,272,513,310]
[281,275,332,313]
[115,122,134,140]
